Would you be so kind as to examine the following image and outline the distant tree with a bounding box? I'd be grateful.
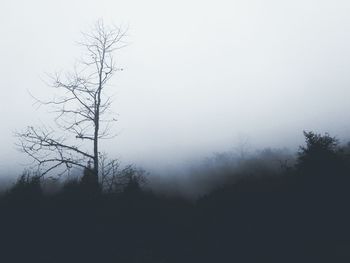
[296,131,340,176]
[81,160,100,195]
[9,171,43,199]
[100,161,147,194]
[16,20,127,186]
[123,166,147,194]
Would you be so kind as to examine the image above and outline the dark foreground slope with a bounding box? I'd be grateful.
[0,132,350,263]
[0,170,350,263]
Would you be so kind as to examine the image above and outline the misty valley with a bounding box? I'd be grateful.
[2,3,350,262]
[1,131,350,262]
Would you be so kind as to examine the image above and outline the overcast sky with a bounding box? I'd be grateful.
[1,0,350,176]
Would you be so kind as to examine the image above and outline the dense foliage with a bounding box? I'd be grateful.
[1,131,350,262]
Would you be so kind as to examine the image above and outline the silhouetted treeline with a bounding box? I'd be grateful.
[1,131,350,262]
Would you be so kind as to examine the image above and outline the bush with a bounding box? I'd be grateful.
[8,171,43,200]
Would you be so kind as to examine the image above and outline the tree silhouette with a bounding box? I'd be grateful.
[16,20,127,183]
[297,131,341,178]
[8,171,43,200]
[81,160,100,195]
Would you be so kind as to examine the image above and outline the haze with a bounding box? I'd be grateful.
[1,0,350,177]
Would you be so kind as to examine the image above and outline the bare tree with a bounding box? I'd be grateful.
[16,20,127,181]
[99,153,147,193]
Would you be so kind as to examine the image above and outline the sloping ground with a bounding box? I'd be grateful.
[0,168,350,263]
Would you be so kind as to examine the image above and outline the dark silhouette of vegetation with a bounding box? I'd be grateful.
[297,131,341,174]
[80,161,100,196]
[7,171,43,200]
[1,131,350,262]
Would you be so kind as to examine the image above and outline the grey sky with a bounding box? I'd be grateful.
[1,0,350,176]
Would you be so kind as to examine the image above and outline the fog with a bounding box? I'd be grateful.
[1,0,350,177]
